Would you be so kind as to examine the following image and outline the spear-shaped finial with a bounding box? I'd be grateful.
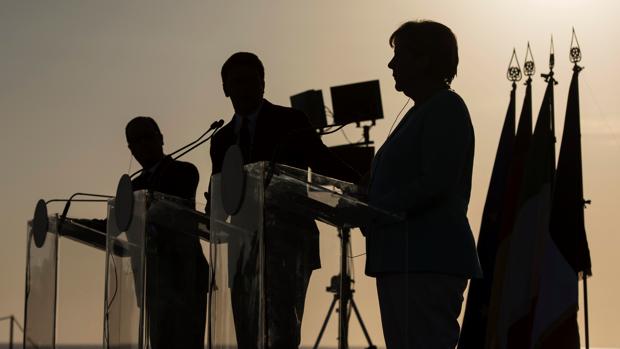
[549,35,555,71]
[570,27,582,64]
[507,48,522,84]
[524,42,535,78]
[542,36,558,84]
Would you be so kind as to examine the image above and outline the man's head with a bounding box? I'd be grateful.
[125,116,165,169]
[221,52,265,116]
[387,20,458,97]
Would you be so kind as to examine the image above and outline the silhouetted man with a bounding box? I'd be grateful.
[364,21,482,348]
[125,116,208,349]
[209,52,359,349]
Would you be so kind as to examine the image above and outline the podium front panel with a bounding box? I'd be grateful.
[209,163,266,349]
[24,218,58,349]
[24,214,109,348]
[105,190,210,349]
[105,193,147,349]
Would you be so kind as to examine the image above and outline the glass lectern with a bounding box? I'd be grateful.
[104,190,210,349]
[24,214,106,349]
[209,162,400,349]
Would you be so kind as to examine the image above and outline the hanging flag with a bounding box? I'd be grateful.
[483,71,534,348]
[459,81,516,349]
[488,69,555,349]
[460,49,530,348]
[530,57,592,348]
[551,36,592,280]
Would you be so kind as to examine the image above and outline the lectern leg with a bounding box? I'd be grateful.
[338,227,351,349]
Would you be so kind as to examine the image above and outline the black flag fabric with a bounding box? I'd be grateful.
[549,65,592,277]
[480,77,533,349]
[530,64,592,348]
[488,74,555,349]
[459,83,516,349]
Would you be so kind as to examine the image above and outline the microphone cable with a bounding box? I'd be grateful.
[126,154,134,177]
[386,98,411,137]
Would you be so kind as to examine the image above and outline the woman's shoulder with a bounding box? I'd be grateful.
[428,89,470,119]
[435,89,467,108]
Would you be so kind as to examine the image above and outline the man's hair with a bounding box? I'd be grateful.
[389,20,459,85]
[126,116,162,136]
[221,52,265,82]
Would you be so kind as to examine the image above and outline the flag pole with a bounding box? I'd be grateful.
[570,27,591,349]
[583,273,589,349]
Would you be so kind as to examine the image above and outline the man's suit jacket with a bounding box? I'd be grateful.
[366,89,482,278]
[210,99,359,269]
[133,156,209,283]
[132,156,199,200]
[132,156,208,348]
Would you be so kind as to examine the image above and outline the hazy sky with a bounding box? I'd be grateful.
[1,0,619,347]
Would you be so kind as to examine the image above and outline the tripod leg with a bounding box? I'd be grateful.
[313,296,338,349]
[351,298,376,349]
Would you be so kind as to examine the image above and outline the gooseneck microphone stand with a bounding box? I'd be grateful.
[129,119,224,178]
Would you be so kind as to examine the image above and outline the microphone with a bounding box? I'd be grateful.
[171,119,224,160]
[170,119,224,159]
[214,119,225,128]
[129,119,224,178]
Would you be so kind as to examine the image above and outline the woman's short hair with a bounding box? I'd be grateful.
[389,20,459,85]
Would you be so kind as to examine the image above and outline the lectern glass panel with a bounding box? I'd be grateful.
[24,218,58,349]
[209,164,265,349]
[24,215,108,349]
[105,191,210,349]
[105,193,146,349]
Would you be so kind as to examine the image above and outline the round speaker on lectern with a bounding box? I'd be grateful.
[32,199,48,248]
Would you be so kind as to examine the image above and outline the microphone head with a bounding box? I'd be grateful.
[210,119,225,130]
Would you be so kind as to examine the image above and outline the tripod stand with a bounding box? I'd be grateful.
[312,227,376,349]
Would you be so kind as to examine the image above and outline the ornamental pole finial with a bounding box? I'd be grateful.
[507,48,522,83]
[524,42,535,78]
[570,27,582,64]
